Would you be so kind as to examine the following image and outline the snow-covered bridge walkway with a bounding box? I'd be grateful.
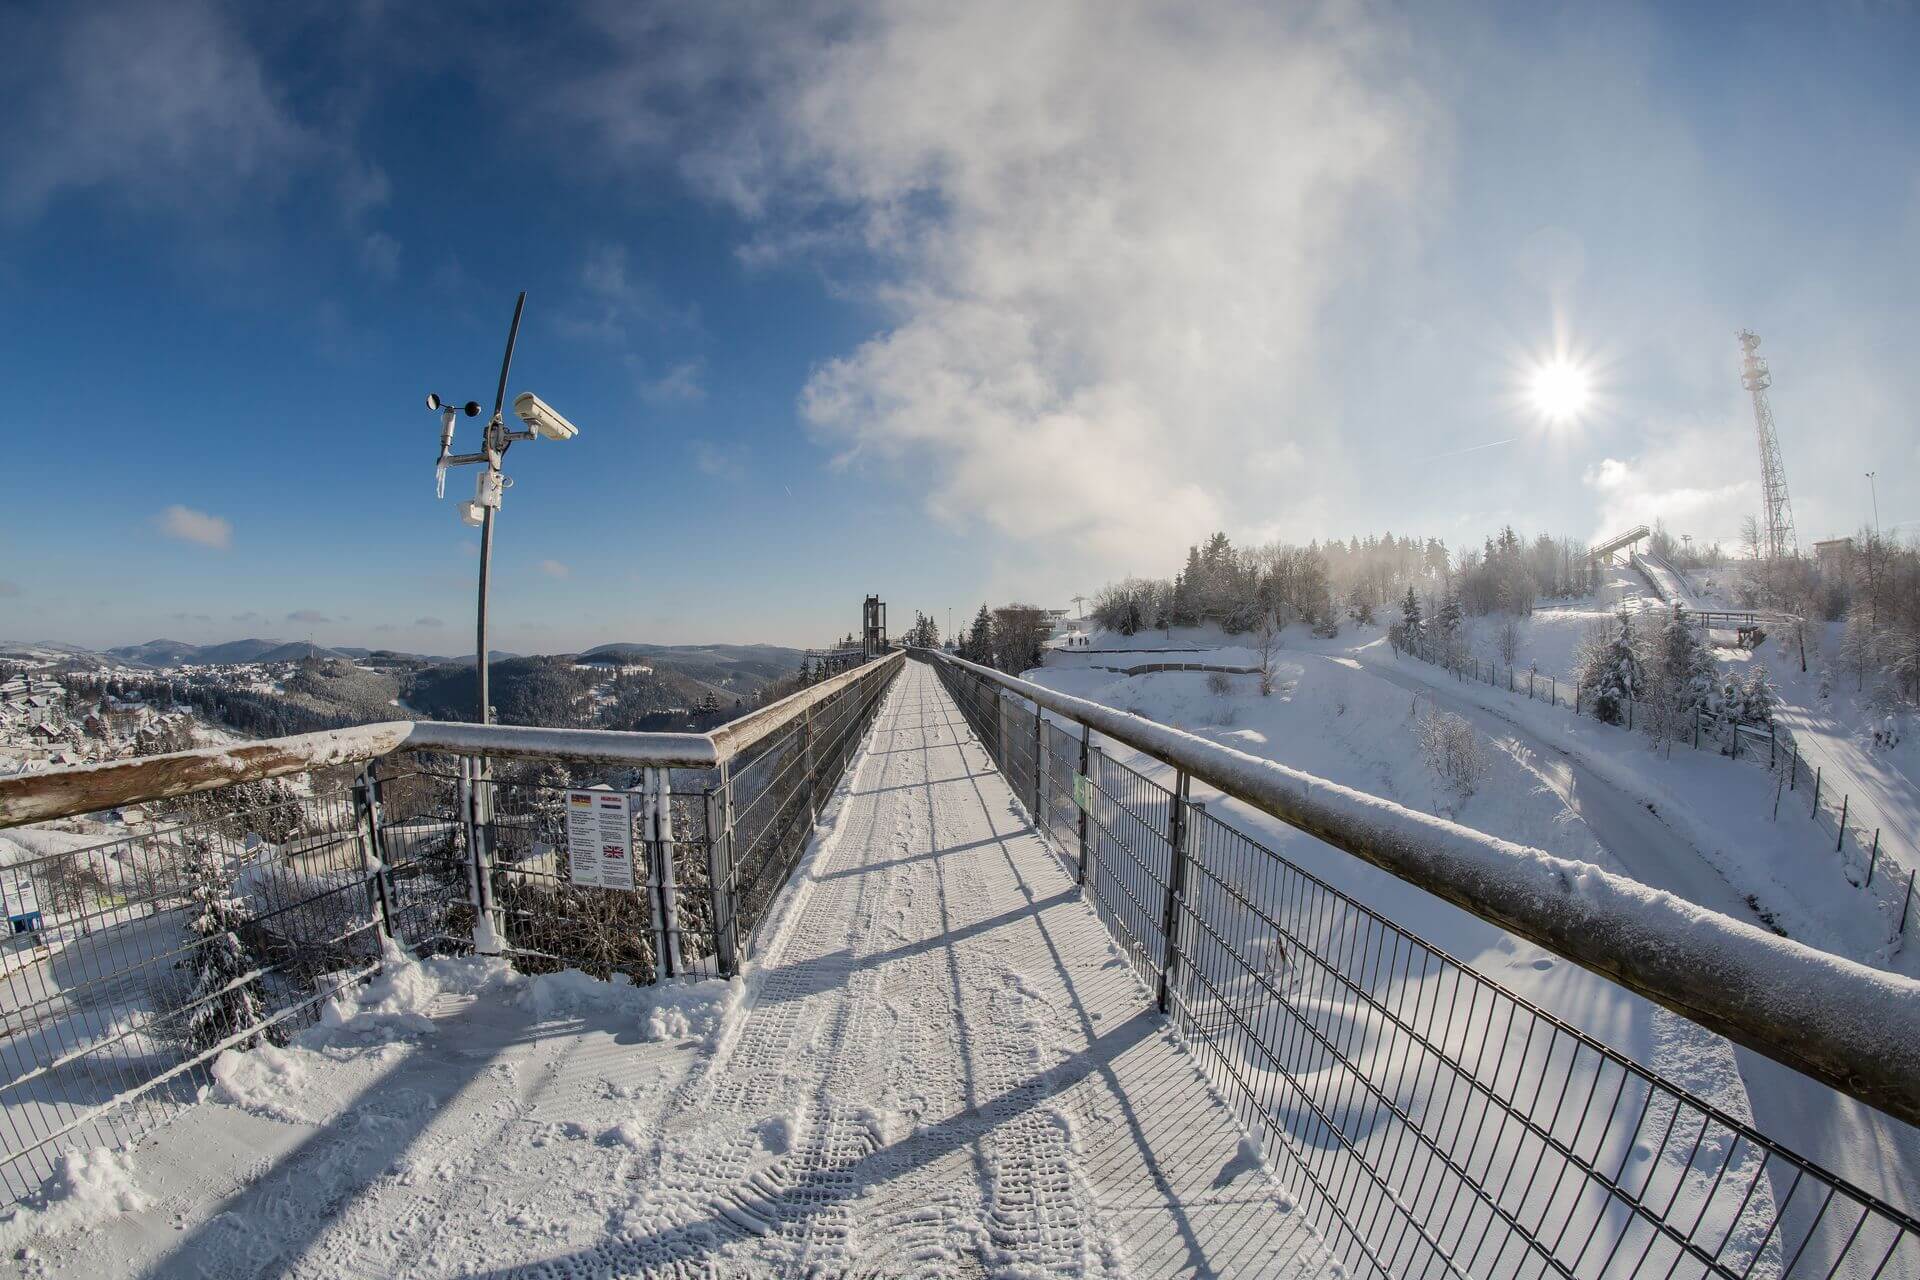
[45,661,1321,1279]
[614,659,1321,1276]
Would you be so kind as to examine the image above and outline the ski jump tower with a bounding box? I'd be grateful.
[1738,330,1799,560]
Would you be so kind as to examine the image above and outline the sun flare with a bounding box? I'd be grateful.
[1529,359,1590,422]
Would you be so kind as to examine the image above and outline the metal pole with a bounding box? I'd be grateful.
[652,767,682,978]
[353,763,396,945]
[1156,771,1191,1015]
[1836,795,1848,853]
[1076,722,1092,887]
[1901,869,1915,936]
[1031,700,1044,822]
[1866,830,1879,888]
[1812,766,1822,815]
[801,705,817,826]
[476,503,494,725]
[704,765,737,975]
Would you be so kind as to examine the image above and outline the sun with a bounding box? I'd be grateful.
[1529,358,1590,422]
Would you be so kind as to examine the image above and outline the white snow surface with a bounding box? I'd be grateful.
[10,663,1326,1278]
[0,1146,149,1253]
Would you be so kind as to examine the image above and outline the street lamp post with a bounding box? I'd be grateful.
[429,292,582,723]
[1866,471,1880,537]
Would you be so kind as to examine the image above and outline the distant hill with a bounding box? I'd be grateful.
[577,642,804,695]
[99,637,354,666]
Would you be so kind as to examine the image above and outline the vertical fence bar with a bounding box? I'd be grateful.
[704,765,737,976]
[353,762,396,946]
[654,767,682,978]
[1076,722,1092,887]
[1032,699,1044,819]
[1156,770,1191,1015]
[1837,795,1849,853]
[1901,869,1916,936]
[463,756,502,955]
[1812,766,1822,815]
[1866,830,1879,889]
[801,705,818,826]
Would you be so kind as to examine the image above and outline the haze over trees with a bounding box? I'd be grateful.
[1090,529,1596,639]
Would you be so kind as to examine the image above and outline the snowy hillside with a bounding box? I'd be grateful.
[1029,622,1920,1214]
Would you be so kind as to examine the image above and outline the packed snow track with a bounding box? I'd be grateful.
[41,661,1322,1279]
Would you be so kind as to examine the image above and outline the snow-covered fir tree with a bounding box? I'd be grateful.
[180,836,264,1055]
[1580,611,1647,726]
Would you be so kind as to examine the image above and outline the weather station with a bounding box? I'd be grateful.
[428,292,584,724]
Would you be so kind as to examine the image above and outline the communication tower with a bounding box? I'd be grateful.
[1738,330,1799,560]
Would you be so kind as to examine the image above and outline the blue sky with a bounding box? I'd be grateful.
[2,1,1916,654]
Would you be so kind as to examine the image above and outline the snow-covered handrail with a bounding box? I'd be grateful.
[0,651,904,827]
[914,648,1920,1129]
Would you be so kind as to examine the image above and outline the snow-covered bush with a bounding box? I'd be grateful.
[1416,706,1486,798]
[1205,671,1233,697]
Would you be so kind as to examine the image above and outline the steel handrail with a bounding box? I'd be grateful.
[912,647,1920,1129]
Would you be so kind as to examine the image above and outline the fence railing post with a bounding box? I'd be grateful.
[1076,723,1092,886]
[352,762,397,947]
[1812,766,1822,815]
[1836,795,1848,853]
[703,765,738,976]
[642,767,683,980]
[462,756,502,956]
[1156,771,1192,1016]
[1901,869,1916,937]
[801,705,818,827]
[1866,830,1879,889]
[1031,698,1044,822]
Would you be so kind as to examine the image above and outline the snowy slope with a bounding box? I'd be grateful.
[1029,626,1920,1216]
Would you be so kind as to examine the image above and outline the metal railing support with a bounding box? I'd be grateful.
[1156,770,1191,1015]
[1838,795,1849,852]
[1031,698,1044,818]
[800,706,818,826]
[1076,724,1092,887]
[352,762,397,945]
[462,756,502,955]
[644,767,683,979]
[704,764,738,976]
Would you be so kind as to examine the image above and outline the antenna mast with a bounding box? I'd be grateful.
[1738,330,1798,561]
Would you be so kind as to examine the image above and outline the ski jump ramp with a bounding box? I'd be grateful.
[1589,524,1650,564]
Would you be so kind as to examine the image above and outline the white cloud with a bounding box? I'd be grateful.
[1581,434,1756,550]
[642,360,706,404]
[360,230,401,280]
[1,1,308,218]
[287,609,329,624]
[691,439,744,481]
[415,615,445,627]
[156,504,232,550]
[554,2,1429,573]
[538,559,571,578]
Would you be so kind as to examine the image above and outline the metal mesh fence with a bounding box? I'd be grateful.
[718,656,901,957]
[928,653,1920,1280]
[0,778,417,1202]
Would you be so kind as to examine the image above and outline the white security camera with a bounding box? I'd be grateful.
[513,391,579,442]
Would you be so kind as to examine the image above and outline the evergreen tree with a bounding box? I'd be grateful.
[1579,612,1646,726]
[180,836,264,1054]
[964,605,993,663]
[1346,586,1375,627]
